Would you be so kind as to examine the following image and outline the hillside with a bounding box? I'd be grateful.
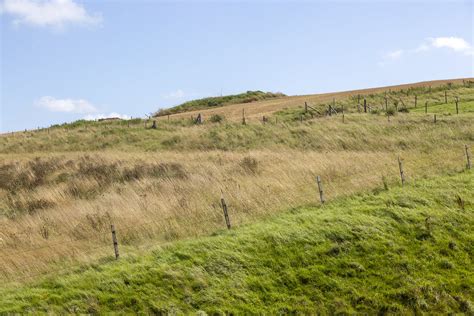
[0,78,473,313]
[154,90,286,117]
[1,172,472,313]
[153,78,473,122]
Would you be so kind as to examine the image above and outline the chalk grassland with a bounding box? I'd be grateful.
[1,171,472,314]
[0,79,473,286]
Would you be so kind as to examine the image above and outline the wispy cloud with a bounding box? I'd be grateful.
[380,36,473,66]
[84,112,131,121]
[36,96,98,113]
[162,89,185,100]
[0,0,102,29]
[386,49,404,60]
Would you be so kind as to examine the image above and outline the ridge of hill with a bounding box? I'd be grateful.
[154,90,286,117]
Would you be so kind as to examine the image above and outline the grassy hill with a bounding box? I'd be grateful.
[0,78,473,313]
[154,90,286,116]
[1,171,472,314]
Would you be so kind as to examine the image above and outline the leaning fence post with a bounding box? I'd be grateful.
[465,145,472,170]
[316,175,325,204]
[221,196,231,229]
[111,224,119,260]
[398,156,405,186]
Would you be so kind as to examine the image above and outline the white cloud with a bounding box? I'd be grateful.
[36,96,97,113]
[0,0,102,28]
[84,112,131,121]
[163,89,185,99]
[429,37,471,52]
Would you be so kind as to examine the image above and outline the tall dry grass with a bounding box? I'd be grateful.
[0,147,471,283]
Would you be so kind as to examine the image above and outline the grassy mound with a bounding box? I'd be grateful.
[154,90,285,116]
[1,171,472,314]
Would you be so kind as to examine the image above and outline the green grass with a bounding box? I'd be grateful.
[1,171,472,314]
[411,100,474,114]
[154,90,286,116]
[2,114,473,153]
[276,83,474,119]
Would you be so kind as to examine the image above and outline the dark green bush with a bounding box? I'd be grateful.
[210,114,224,123]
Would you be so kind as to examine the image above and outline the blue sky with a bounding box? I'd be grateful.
[0,0,473,132]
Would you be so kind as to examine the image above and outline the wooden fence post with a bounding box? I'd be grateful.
[414,95,417,108]
[398,156,405,186]
[342,114,345,123]
[445,91,447,104]
[465,145,472,170]
[455,97,459,114]
[221,196,231,229]
[385,97,388,111]
[305,102,308,113]
[111,224,119,260]
[425,101,428,114]
[434,114,437,124]
[242,109,246,125]
[363,98,367,113]
[316,175,325,204]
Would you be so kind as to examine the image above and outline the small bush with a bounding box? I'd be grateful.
[210,114,224,123]
[386,108,396,116]
[240,157,259,174]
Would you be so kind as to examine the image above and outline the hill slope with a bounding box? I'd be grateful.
[154,78,473,122]
[154,90,286,117]
[1,171,472,314]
